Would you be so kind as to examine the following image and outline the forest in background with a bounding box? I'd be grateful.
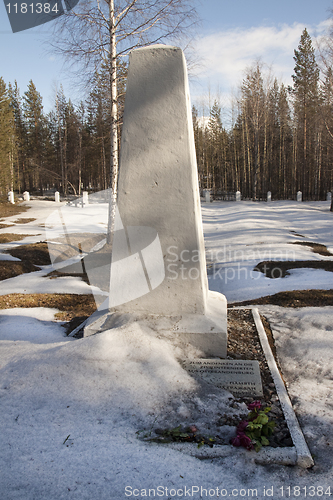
[0,28,333,201]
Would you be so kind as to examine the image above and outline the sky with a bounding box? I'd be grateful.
[0,0,332,118]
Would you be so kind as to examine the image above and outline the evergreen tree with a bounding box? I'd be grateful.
[23,80,46,193]
[8,81,27,193]
[240,62,266,199]
[207,100,229,194]
[0,78,16,196]
[290,28,320,198]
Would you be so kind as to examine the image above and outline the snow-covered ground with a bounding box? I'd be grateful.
[1,200,333,499]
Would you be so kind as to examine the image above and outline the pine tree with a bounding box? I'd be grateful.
[207,100,229,194]
[0,78,16,196]
[23,80,46,193]
[290,28,320,198]
[240,62,266,200]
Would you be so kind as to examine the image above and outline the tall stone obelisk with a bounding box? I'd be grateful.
[85,45,227,357]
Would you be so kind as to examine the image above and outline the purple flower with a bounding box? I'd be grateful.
[236,420,249,433]
[231,432,253,451]
[247,400,262,412]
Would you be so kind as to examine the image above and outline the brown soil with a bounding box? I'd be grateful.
[0,224,14,229]
[0,261,38,280]
[0,202,28,218]
[0,233,33,244]
[13,218,37,224]
[292,241,333,256]
[227,309,292,447]
[6,242,51,266]
[231,289,333,307]
[254,260,333,278]
[0,242,51,281]
[0,293,97,321]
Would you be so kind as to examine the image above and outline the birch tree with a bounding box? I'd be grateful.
[51,0,198,241]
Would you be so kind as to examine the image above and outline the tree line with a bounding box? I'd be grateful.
[0,60,128,198]
[193,28,333,201]
[0,27,333,201]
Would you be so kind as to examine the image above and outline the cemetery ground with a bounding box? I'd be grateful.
[0,199,333,499]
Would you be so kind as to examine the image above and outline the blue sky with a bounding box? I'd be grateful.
[0,0,332,117]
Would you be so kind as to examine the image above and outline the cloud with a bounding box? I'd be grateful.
[190,21,329,106]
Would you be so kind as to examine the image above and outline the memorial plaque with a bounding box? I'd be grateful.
[183,359,263,398]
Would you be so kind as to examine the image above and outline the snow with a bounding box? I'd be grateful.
[204,200,333,303]
[0,253,20,261]
[1,199,333,499]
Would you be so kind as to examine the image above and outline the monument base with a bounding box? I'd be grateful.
[83,291,227,358]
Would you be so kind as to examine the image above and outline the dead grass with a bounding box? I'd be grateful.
[231,289,333,307]
[0,242,51,281]
[0,202,29,218]
[254,260,333,278]
[0,233,33,244]
[292,241,333,256]
[13,218,37,224]
[7,242,51,266]
[0,293,97,321]
[0,224,14,229]
[0,261,38,280]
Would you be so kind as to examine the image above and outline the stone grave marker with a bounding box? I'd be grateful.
[23,191,30,202]
[236,191,241,202]
[8,191,14,204]
[183,359,263,398]
[82,191,89,206]
[55,191,60,203]
[84,45,227,358]
[204,190,211,203]
[297,191,302,202]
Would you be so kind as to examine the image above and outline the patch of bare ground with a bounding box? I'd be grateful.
[292,241,333,256]
[227,309,292,447]
[0,233,33,244]
[6,242,51,265]
[0,261,38,280]
[231,289,333,307]
[0,224,14,229]
[0,293,97,322]
[0,202,29,218]
[13,218,36,224]
[0,242,51,281]
[254,260,333,278]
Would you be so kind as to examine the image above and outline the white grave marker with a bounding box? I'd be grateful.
[297,191,302,202]
[23,191,30,202]
[84,45,227,357]
[236,191,241,202]
[267,191,271,202]
[82,191,89,205]
[8,191,14,204]
[55,191,60,203]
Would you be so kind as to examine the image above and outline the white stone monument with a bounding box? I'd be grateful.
[267,191,271,202]
[327,192,332,202]
[297,191,302,202]
[55,191,60,203]
[84,45,227,357]
[23,191,30,202]
[236,191,241,202]
[8,191,14,204]
[204,190,211,203]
